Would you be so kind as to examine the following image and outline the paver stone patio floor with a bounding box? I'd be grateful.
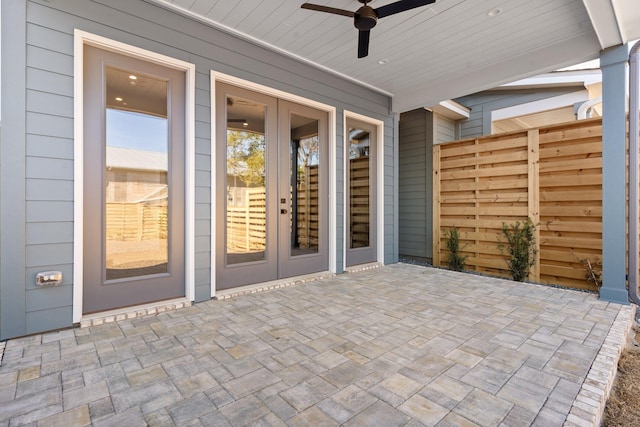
[0,264,634,426]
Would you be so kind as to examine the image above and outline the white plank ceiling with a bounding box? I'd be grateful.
[151,0,640,112]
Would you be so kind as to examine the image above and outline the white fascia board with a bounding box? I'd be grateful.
[616,3,640,42]
[500,70,602,89]
[429,100,470,120]
[492,90,589,121]
[582,0,622,49]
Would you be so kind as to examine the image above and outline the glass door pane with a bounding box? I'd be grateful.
[225,97,267,265]
[349,126,371,249]
[346,117,377,267]
[289,114,320,256]
[105,67,169,281]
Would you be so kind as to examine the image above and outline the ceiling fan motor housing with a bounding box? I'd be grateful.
[355,6,377,30]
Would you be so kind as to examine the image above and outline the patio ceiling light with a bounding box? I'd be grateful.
[487,8,502,17]
[378,58,389,65]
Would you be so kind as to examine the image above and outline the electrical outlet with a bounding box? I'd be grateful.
[36,271,63,287]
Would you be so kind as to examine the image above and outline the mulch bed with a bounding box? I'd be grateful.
[602,328,640,426]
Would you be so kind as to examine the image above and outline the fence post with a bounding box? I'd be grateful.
[245,202,250,251]
[433,144,441,266]
[527,129,540,282]
[474,139,480,267]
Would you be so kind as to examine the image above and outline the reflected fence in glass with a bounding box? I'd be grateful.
[349,127,371,249]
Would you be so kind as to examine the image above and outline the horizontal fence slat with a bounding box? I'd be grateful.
[441,164,528,180]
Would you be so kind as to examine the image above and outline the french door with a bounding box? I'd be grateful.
[215,83,328,290]
[83,45,186,314]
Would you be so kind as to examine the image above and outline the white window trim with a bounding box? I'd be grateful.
[210,71,337,298]
[72,30,196,323]
[343,111,385,268]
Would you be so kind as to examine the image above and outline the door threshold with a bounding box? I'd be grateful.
[215,271,335,300]
[79,297,192,328]
[345,262,382,273]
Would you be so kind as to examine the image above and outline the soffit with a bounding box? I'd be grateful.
[151,0,640,112]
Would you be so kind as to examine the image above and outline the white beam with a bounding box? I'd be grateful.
[582,0,622,49]
[491,91,588,121]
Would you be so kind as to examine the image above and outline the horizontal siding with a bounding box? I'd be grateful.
[26,222,74,244]
[26,135,74,160]
[435,114,455,144]
[0,0,395,338]
[398,109,431,259]
[26,179,73,201]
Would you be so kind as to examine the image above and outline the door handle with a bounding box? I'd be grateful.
[281,209,288,214]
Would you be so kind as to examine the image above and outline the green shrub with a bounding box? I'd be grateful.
[445,227,467,272]
[498,218,537,282]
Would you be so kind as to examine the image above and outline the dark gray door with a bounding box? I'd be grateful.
[83,45,185,314]
[215,84,328,289]
[346,117,377,267]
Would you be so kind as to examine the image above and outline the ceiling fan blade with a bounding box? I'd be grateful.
[301,3,355,17]
[374,0,436,19]
[357,30,370,58]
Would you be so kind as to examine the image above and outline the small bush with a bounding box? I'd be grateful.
[498,219,537,282]
[445,227,467,272]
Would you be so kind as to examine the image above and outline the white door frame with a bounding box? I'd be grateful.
[343,111,385,268]
[210,71,337,298]
[72,30,196,323]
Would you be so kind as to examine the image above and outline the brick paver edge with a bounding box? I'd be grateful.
[563,303,637,427]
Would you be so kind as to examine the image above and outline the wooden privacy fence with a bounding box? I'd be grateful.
[433,118,603,291]
[295,165,320,249]
[227,188,267,252]
[106,202,167,241]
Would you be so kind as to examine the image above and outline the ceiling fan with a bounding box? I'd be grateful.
[301,0,436,58]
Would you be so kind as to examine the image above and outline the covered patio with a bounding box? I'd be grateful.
[0,264,634,426]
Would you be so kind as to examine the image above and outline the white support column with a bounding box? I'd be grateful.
[600,44,630,304]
